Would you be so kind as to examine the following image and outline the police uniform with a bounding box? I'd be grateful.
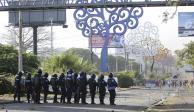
[107,73,118,105]
[42,72,49,103]
[14,71,22,102]
[50,74,59,103]
[33,69,42,104]
[88,74,98,104]
[73,73,79,104]
[98,74,107,105]
[59,73,66,103]
[65,69,74,104]
[77,72,88,104]
[25,73,32,103]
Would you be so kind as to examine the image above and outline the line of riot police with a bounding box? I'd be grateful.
[14,68,118,105]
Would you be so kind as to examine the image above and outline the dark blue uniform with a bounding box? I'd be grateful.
[98,74,107,105]
[33,69,42,104]
[42,73,49,103]
[14,72,22,102]
[50,74,59,103]
[25,73,32,103]
[77,72,88,104]
[59,73,66,103]
[88,74,98,104]
[107,73,118,105]
[73,73,79,104]
[65,69,74,104]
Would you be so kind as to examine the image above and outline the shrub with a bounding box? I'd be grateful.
[116,71,135,88]
[0,75,14,95]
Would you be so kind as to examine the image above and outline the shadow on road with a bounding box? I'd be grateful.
[2,103,147,112]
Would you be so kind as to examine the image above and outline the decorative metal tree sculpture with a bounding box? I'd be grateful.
[125,22,169,75]
[73,1,143,72]
[124,22,160,75]
[125,22,159,57]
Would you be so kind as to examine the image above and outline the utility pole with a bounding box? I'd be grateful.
[33,26,38,55]
[50,18,54,54]
[90,21,93,64]
[18,0,23,72]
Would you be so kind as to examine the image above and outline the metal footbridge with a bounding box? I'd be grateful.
[0,0,193,11]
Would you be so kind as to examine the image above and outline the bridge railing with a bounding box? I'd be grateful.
[0,0,193,11]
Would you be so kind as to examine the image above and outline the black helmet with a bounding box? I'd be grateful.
[18,71,23,76]
[91,74,96,79]
[37,69,42,74]
[67,68,73,74]
[44,72,49,77]
[74,73,78,78]
[53,74,58,77]
[109,73,113,78]
[60,73,64,77]
[80,71,84,77]
[99,74,104,79]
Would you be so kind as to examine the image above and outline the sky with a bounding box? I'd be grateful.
[0,6,194,55]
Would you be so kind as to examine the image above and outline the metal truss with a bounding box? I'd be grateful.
[0,0,193,11]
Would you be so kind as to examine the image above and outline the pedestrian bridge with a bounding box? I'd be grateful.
[0,0,193,11]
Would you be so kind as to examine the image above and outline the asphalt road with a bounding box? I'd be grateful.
[0,87,176,112]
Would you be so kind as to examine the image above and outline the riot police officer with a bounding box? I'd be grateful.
[25,72,32,103]
[77,72,88,104]
[42,72,50,103]
[73,73,79,104]
[98,74,107,105]
[33,69,42,104]
[59,73,66,103]
[14,71,23,102]
[107,73,118,105]
[50,74,59,103]
[88,74,98,104]
[65,69,74,104]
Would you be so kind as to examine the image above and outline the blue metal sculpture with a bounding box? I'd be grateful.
[73,0,143,72]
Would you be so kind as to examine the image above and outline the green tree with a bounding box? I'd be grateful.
[176,41,194,67]
[65,48,100,65]
[0,44,39,74]
[42,53,97,74]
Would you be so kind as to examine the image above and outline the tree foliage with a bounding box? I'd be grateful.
[176,41,194,67]
[0,44,39,74]
[65,48,100,65]
[116,71,136,88]
[42,53,97,74]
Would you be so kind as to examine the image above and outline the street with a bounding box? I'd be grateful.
[0,87,176,112]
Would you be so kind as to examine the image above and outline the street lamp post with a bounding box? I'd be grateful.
[50,18,54,54]
[18,0,23,72]
[90,21,93,64]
